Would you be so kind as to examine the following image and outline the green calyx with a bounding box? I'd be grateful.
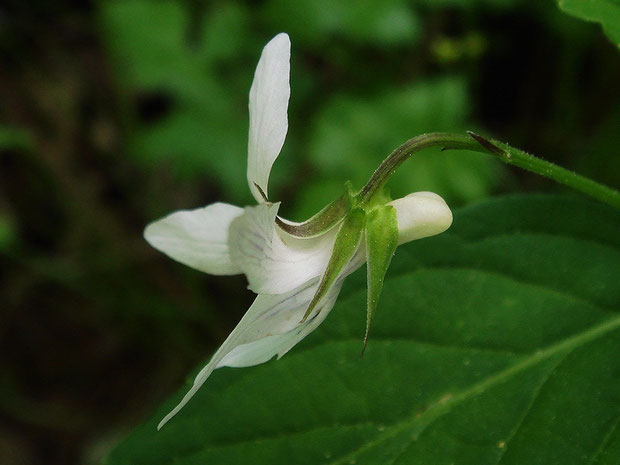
[362,204,399,355]
[300,194,399,355]
[276,180,394,240]
[301,206,366,323]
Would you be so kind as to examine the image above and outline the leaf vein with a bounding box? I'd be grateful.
[494,351,571,464]
[326,315,620,465]
[585,412,620,465]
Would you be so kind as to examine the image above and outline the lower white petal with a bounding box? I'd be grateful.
[157,276,343,430]
[218,280,342,368]
[228,203,336,294]
[144,203,244,275]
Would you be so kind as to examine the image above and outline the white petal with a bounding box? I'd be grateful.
[389,192,453,245]
[157,276,343,430]
[247,33,291,203]
[217,279,342,367]
[144,203,244,275]
[228,202,336,294]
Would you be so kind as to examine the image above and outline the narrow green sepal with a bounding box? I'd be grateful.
[358,185,391,211]
[362,204,399,355]
[301,208,366,322]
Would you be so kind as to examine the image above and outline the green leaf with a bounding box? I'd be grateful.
[363,205,399,353]
[106,195,620,465]
[556,0,620,46]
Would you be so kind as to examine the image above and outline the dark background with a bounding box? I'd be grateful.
[0,1,618,464]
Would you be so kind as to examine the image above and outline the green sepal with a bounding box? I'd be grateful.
[358,185,392,211]
[301,207,366,322]
[362,204,399,354]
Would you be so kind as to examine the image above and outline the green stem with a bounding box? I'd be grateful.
[358,133,474,203]
[358,131,620,209]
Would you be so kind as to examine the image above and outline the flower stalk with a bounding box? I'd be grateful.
[358,131,620,209]
[465,131,620,209]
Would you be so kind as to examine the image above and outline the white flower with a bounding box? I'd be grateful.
[144,33,453,430]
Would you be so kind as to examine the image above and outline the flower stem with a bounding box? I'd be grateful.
[358,131,620,209]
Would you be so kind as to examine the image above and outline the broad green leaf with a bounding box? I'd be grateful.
[106,195,620,465]
[364,205,399,352]
[556,0,620,46]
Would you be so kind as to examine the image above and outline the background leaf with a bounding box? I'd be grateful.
[263,0,420,46]
[556,0,620,45]
[106,195,620,465]
[99,0,252,201]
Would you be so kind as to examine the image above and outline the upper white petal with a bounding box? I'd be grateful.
[144,202,244,275]
[389,191,453,245]
[247,32,291,202]
[228,202,336,294]
[157,276,343,430]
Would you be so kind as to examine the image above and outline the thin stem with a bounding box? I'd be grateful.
[466,131,620,209]
[358,133,475,203]
[358,131,620,209]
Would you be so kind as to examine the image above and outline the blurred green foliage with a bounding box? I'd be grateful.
[0,126,32,152]
[100,1,251,201]
[304,77,501,215]
[0,212,16,251]
[97,0,620,217]
[263,0,421,45]
[102,0,503,210]
[0,0,618,464]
